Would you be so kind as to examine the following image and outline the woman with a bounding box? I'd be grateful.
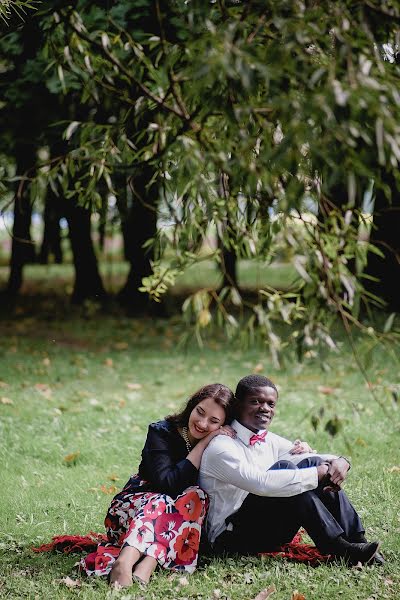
[81,383,235,588]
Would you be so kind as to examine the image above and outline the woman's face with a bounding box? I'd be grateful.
[187,396,225,442]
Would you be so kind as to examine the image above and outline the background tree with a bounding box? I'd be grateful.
[1,0,400,361]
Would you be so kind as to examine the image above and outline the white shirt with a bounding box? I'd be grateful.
[199,420,321,544]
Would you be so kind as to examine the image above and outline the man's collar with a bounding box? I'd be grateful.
[231,419,267,447]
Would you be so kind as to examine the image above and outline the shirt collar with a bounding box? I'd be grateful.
[231,419,267,447]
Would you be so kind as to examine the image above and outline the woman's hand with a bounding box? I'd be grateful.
[289,439,317,454]
[203,425,236,446]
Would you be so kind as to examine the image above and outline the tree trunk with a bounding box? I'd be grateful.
[118,166,158,311]
[6,18,40,296]
[64,203,106,303]
[219,237,238,289]
[39,188,63,264]
[364,173,400,312]
[7,143,37,296]
[217,172,238,289]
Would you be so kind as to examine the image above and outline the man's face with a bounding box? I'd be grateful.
[236,386,278,433]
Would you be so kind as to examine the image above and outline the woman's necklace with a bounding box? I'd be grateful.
[180,426,193,453]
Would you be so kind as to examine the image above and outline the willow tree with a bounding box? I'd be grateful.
[24,0,400,359]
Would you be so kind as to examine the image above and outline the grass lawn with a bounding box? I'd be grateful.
[0,259,298,299]
[0,312,399,599]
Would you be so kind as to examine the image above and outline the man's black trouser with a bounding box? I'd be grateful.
[213,457,365,555]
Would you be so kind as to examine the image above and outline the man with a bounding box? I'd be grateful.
[199,374,382,565]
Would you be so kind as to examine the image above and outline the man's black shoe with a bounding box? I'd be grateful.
[333,538,380,566]
[371,551,385,566]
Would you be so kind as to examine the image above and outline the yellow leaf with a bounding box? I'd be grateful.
[1,397,13,405]
[198,309,211,328]
[100,484,118,494]
[292,593,306,600]
[253,363,264,373]
[355,437,367,447]
[104,358,113,367]
[42,357,51,366]
[63,451,80,465]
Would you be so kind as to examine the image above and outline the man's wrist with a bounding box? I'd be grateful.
[338,456,351,470]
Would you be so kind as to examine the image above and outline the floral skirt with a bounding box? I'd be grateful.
[80,485,208,576]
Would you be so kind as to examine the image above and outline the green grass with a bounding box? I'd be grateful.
[0,314,399,599]
[0,258,297,298]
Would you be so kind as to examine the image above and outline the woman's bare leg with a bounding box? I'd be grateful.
[132,555,157,584]
[109,545,142,588]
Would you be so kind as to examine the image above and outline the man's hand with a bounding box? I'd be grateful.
[327,457,350,487]
[316,461,345,492]
[316,463,329,482]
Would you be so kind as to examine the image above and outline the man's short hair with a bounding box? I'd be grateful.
[235,374,278,404]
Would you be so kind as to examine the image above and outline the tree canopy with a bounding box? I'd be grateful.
[1,0,400,363]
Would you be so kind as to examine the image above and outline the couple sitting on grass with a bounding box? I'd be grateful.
[81,374,383,589]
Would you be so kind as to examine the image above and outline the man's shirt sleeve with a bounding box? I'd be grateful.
[201,437,318,497]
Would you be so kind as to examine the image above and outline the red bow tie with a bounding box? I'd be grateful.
[249,431,268,446]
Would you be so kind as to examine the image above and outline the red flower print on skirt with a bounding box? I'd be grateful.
[127,518,154,547]
[94,545,119,574]
[80,485,207,576]
[175,490,204,521]
[143,497,167,519]
[171,523,201,566]
[154,512,184,544]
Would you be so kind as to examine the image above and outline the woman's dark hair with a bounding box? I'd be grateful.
[166,383,235,427]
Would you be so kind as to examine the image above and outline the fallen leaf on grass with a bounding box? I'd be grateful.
[34,383,52,399]
[252,584,276,600]
[42,357,51,366]
[291,592,306,600]
[108,474,120,482]
[104,358,113,367]
[60,576,81,588]
[317,385,336,395]
[0,381,9,388]
[253,363,264,373]
[63,451,81,466]
[100,485,118,494]
[114,342,129,350]
[1,397,13,405]
[387,466,400,473]
[126,383,142,390]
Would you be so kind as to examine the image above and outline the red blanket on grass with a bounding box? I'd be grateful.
[32,530,329,566]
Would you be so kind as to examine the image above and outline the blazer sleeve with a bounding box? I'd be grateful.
[140,423,198,497]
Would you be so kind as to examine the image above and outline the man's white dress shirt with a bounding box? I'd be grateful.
[199,420,335,544]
